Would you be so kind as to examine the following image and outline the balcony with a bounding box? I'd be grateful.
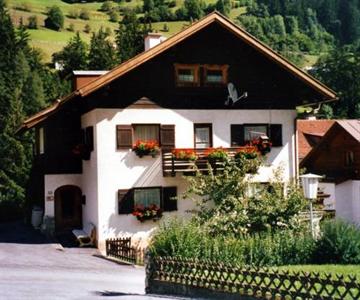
[162,147,247,177]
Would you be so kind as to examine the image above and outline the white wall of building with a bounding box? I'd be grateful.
[44,174,82,217]
[336,180,360,224]
[88,107,297,251]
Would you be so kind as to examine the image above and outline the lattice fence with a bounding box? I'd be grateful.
[106,238,144,265]
[147,256,360,299]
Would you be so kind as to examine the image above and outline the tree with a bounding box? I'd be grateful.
[312,45,360,119]
[88,28,117,70]
[115,10,149,62]
[215,0,231,16]
[52,32,88,77]
[184,0,205,20]
[44,6,64,31]
[27,15,37,29]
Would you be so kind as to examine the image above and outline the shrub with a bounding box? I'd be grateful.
[150,219,315,266]
[314,220,360,264]
[84,24,91,33]
[79,9,90,20]
[68,23,75,32]
[45,6,64,31]
[27,15,38,29]
[109,10,119,22]
[100,1,114,12]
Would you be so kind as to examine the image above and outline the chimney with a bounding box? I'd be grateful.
[72,70,108,91]
[144,33,166,51]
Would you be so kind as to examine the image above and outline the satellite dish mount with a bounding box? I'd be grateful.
[225,82,248,106]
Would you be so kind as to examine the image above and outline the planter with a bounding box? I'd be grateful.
[133,140,160,158]
[172,149,198,161]
[132,204,162,222]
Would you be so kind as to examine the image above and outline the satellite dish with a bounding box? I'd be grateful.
[225,82,248,106]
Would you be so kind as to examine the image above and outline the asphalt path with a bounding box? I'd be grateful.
[0,222,187,300]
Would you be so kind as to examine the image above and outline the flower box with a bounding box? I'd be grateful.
[234,146,259,160]
[205,147,229,162]
[172,149,198,161]
[249,137,272,155]
[132,204,162,222]
[132,140,160,158]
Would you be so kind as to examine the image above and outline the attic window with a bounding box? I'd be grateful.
[175,64,199,87]
[204,65,228,85]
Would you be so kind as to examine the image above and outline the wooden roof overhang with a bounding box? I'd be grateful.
[18,12,337,133]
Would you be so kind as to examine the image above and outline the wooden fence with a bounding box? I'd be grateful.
[146,256,360,300]
[105,238,144,265]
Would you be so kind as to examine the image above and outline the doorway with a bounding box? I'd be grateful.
[54,185,82,233]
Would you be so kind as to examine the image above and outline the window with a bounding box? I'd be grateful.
[231,124,282,147]
[345,151,354,166]
[175,64,200,87]
[134,187,161,207]
[39,127,45,154]
[118,186,177,214]
[133,124,159,143]
[117,124,175,149]
[204,65,228,85]
[194,124,212,148]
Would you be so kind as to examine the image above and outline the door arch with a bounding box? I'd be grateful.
[55,185,82,233]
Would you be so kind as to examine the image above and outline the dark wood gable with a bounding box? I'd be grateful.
[82,22,326,113]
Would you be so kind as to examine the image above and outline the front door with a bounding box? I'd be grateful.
[194,124,213,148]
[55,185,82,233]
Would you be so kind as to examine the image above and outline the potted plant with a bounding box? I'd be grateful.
[206,147,229,163]
[132,140,160,158]
[250,137,272,155]
[132,204,162,222]
[172,149,198,161]
[234,146,259,160]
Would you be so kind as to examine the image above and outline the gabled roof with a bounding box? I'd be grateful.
[300,120,360,167]
[297,120,335,160]
[19,12,337,132]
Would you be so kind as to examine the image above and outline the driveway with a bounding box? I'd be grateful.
[0,222,184,300]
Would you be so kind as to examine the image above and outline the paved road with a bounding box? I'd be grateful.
[0,222,184,300]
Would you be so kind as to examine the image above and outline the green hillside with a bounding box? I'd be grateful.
[8,0,246,62]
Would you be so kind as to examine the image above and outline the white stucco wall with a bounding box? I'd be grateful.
[85,107,297,251]
[44,174,82,217]
[336,180,360,224]
[319,182,335,210]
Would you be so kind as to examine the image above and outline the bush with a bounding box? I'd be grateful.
[84,24,91,33]
[27,15,38,29]
[108,10,119,22]
[314,220,360,264]
[79,9,90,20]
[45,6,64,31]
[68,23,75,32]
[0,200,23,223]
[150,219,315,266]
[68,9,79,19]
[100,1,114,12]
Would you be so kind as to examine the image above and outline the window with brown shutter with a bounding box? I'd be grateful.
[231,124,245,146]
[231,124,282,147]
[85,126,94,151]
[118,189,134,214]
[269,124,282,147]
[160,125,175,148]
[162,186,177,211]
[116,125,133,149]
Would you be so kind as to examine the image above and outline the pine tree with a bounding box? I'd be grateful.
[88,27,117,70]
[52,32,88,77]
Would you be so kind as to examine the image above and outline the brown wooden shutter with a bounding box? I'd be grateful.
[116,125,133,149]
[85,126,94,151]
[118,189,134,214]
[231,124,245,146]
[162,186,177,211]
[160,125,175,148]
[269,124,282,147]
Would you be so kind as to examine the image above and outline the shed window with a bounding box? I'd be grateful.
[345,151,354,166]
[134,188,161,207]
[36,127,45,155]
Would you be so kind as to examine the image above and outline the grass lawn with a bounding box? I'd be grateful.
[279,265,360,279]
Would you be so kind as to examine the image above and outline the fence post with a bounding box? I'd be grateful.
[145,251,155,294]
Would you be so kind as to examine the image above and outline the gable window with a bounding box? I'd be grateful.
[118,186,177,214]
[204,65,228,85]
[117,124,175,149]
[194,124,213,148]
[175,64,200,87]
[35,127,45,155]
[231,124,282,147]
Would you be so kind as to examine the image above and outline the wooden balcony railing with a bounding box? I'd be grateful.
[162,147,244,177]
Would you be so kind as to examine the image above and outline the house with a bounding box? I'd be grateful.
[20,12,336,252]
[300,120,360,223]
